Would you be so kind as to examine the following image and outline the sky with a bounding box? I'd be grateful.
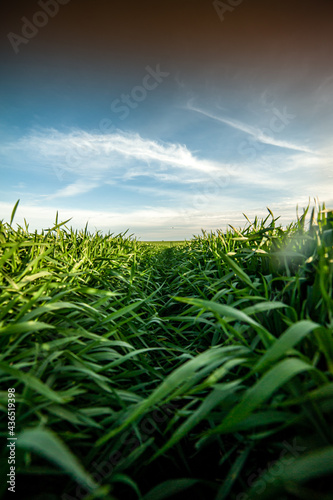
[1,0,333,240]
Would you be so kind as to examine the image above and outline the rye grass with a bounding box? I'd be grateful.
[0,202,333,499]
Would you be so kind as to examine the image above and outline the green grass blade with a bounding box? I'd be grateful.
[0,362,65,403]
[142,479,199,500]
[254,320,320,372]
[202,358,315,437]
[10,199,20,226]
[18,427,98,492]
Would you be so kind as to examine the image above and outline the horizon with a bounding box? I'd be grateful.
[1,0,333,240]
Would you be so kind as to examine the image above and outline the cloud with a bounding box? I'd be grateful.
[187,103,317,155]
[10,127,221,173]
[48,180,100,199]
[1,128,229,199]
[1,126,331,240]
[0,199,320,241]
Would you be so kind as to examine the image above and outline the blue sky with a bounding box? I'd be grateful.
[1,0,332,239]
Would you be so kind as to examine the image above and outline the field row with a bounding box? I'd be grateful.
[0,203,333,499]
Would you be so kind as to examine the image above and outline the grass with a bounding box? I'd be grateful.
[142,241,187,249]
[0,201,333,499]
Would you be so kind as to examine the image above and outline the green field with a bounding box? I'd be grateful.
[141,241,187,248]
[1,202,333,499]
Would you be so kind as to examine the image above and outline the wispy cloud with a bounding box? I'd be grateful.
[0,199,318,241]
[1,128,229,199]
[10,128,221,173]
[48,180,100,199]
[187,103,317,154]
[1,125,331,239]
